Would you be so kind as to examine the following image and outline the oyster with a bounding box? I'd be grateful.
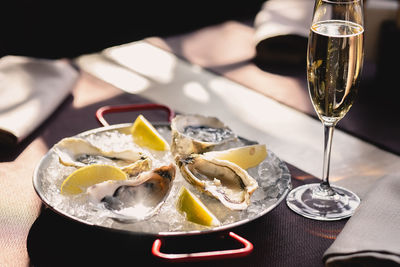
[178,154,258,210]
[171,114,237,157]
[53,137,151,176]
[87,164,176,222]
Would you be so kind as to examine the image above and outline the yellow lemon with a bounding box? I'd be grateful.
[176,186,220,227]
[204,144,267,169]
[130,114,170,151]
[60,164,127,195]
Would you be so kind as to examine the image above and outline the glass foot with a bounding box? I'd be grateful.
[286,183,360,221]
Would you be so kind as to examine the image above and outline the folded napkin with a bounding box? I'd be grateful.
[0,56,79,147]
[254,0,314,66]
[324,174,400,266]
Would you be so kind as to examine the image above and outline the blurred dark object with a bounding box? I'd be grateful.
[252,0,313,71]
[0,0,264,59]
[255,34,307,68]
[376,1,400,84]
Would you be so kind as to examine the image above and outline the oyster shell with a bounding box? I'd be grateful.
[178,154,258,210]
[53,137,151,176]
[171,114,237,157]
[87,164,176,222]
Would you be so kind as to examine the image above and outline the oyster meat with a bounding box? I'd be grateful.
[178,154,258,210]
[171,114,237,157]
[53,137,151,176]
[87,164,176,221]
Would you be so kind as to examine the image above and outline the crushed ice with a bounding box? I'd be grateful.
[37,126,290,234]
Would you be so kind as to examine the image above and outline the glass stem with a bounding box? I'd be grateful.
[320,123,335,192]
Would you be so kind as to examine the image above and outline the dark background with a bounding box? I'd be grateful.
[1,1,265,59]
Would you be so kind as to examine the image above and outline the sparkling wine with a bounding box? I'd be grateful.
[287,0,364,221]
[307,20,364,123]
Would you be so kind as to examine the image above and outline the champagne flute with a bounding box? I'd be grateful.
[286,0,364,220]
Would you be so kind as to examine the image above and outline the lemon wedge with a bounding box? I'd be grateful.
[176,186,220,227]
[203,144,267,169]
[130,114,170,151]
[60,164,127,195]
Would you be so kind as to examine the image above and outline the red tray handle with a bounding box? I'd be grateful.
[151,232,253,262]
[95,103,175,126]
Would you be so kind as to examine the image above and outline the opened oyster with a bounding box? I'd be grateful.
[87,164,176,222]
[171,114,237,157]
[178,154,258,210]
[53,137,151,176]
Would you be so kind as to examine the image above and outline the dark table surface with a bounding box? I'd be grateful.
[28,165,346,267]
[1,19,398,267]
[0,70,345,267]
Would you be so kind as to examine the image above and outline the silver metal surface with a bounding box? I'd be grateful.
[33,123,291,236]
